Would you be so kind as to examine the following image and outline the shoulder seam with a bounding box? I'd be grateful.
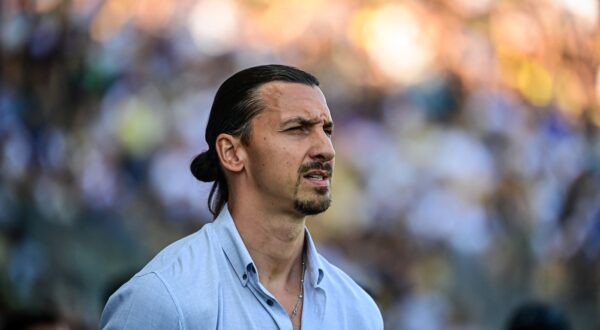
[151,272,185,330]
[144,231,205,275]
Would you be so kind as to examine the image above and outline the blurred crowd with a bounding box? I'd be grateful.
[1,0,599,329]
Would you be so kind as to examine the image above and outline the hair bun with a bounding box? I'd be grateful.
[190,150,219,182]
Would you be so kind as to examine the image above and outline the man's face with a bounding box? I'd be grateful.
[244,82,335,216]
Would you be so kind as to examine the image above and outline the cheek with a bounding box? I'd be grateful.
[252,137,305,177]
[280,147,292,166]
[254,144,289,172]
[269,146,302,184]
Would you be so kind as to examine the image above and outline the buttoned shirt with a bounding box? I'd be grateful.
[100,206,383,329]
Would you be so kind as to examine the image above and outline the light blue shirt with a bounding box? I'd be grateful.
[101,206,383,329]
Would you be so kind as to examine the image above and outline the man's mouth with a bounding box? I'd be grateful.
[302,170,331,187]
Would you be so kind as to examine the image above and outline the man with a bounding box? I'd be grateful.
[505,301,571,330]
[101,64,383,329]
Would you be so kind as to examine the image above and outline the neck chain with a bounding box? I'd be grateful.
[290,252,306,321]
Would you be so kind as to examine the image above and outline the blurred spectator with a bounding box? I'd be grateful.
[505,301,571,330]
[2,310,70,330]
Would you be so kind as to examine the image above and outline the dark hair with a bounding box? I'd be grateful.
[3,309,64,330]
[190,64,320,218]
[506,301,571,330]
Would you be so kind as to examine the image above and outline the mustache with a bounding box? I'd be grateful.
[298,162,333,176]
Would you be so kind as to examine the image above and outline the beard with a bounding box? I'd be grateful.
[293,162,333,215]
[294,187,331,215]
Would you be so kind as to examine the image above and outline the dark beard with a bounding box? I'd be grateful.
[294,187,331,215]
[293,161,333,215]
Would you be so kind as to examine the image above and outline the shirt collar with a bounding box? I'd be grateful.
[213,205,255,287]
[213,204,325,288]
[304,228,325,287]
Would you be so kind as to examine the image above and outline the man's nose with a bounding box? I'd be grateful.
[309,130,335,162]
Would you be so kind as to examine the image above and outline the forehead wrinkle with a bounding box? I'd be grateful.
[255,81,331,124]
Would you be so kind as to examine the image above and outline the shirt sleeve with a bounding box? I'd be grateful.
[100,272,182,330]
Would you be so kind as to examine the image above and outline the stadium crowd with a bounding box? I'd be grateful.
[1,0,599,328]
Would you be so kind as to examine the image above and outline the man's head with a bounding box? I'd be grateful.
[191,65,335,218]
[505,301,571,330]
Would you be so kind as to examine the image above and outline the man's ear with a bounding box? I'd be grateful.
[215,133,245,173]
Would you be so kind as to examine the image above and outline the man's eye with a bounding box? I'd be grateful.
[324,129,333,137]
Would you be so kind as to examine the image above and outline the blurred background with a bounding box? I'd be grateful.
[1,0,599,329]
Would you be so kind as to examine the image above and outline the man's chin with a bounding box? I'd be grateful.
[294,197,331,216]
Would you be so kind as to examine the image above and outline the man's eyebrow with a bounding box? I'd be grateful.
[281,116,334,128]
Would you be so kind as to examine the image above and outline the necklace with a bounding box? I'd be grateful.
[290,253,306,321]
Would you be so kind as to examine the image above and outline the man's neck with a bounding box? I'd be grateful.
[228,199,306,287]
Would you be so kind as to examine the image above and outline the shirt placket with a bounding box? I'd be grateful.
[300,281,326,329]
[245,265,294,330]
